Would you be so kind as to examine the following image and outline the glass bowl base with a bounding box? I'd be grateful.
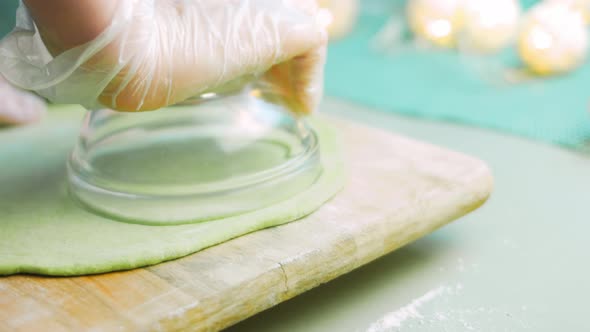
[67,88,322,225]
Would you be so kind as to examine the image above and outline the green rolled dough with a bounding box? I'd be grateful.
[0,106,345,276]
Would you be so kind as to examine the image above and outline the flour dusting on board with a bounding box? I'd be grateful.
[364,282,531,331]
[366,285,448,332]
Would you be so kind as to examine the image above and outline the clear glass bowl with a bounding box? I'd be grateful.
[67,84,322,225]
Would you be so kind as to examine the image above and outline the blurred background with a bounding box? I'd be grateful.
[320,0,590,150]
[0,2,16,37]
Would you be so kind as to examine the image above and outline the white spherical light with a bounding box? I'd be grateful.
[462,0,522,53]
[545,0,590,24]
[318,0,359,39]
[407,0,464,48]
[518,2,589,75]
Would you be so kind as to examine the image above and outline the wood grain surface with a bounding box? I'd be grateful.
[0,115,493,332]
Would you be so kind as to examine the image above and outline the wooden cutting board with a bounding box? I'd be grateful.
[0,115,492,332]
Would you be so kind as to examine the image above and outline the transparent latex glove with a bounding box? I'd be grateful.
[0,0,329,114]
[0,76,46,125]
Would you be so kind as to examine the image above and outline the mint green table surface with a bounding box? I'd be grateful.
[230,98,590,332]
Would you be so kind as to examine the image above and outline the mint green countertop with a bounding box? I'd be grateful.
[230,98,590,331]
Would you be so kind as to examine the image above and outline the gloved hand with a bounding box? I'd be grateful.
[0,76,45,125]
[0,0,329,114]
